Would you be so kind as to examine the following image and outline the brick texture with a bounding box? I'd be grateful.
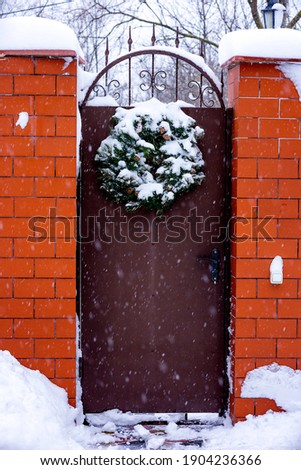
[3,50,301,420]
[226,59,301,421]
[0,55,77,404]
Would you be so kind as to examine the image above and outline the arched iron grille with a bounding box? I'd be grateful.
[81,47,224,110]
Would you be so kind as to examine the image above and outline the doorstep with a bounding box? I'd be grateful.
[85,411,224,450]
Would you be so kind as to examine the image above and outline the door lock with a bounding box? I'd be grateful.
[198,248,220,284]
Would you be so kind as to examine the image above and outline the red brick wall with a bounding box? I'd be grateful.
[0,54,77,406]
[227,60,301,421]
[2,51,300,418]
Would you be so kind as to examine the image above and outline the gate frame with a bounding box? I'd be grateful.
[79,44,232,417]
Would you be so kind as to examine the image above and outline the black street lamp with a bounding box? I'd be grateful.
[262,0,286,29]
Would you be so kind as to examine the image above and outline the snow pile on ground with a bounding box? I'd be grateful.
[1,352,301,449]
[0,350,89,449]
[202,411,301,450]
[201,363,301,450]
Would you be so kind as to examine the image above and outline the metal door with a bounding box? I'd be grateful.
[79,105,230,414]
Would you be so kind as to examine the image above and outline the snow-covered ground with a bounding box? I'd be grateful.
[0,350,301,450]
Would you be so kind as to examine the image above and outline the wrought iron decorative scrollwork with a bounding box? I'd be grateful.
[188,80,201,102]
[89,79,121,102]
[201,86,216,108]
[92,84,106,98]
[139,69,167,93]
[81,44,224,109]
[188,79,216,108]
[107,79,121,101]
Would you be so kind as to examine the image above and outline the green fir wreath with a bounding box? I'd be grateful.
[95,98,205,213]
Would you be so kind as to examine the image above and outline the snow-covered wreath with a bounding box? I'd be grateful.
[95,98,205,212]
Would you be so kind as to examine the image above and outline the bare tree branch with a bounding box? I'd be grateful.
[246,0,264,29]
[96,5,219,48]
[287,9,301,28]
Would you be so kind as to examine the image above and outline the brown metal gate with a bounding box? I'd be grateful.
[79,45,230,415]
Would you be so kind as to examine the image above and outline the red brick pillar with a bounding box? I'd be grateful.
[223,57,301,421]
[0,53,78,406]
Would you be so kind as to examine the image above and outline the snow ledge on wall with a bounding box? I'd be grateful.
[219,28,301,67]
[241,363,301,413]
[278,62,301,101]
[0,16,84,60]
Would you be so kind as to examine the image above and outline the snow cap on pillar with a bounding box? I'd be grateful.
[0,16,85,62]
[218,28,301,68]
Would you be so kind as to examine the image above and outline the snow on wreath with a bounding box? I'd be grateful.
[95,98,205,213]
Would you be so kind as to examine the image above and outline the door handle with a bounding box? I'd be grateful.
[198,248,220,284]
